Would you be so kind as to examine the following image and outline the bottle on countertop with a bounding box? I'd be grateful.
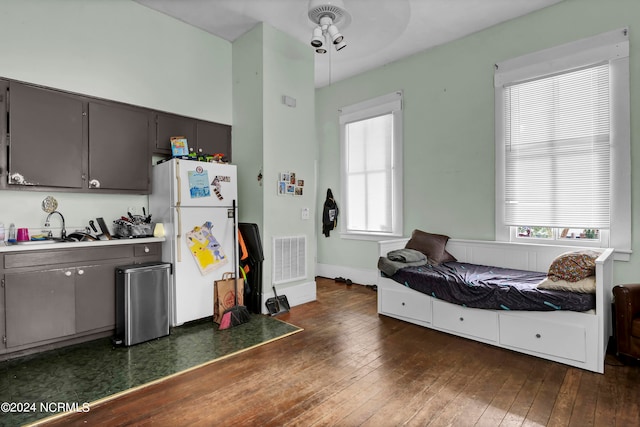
[0,223,5,241]
[8,223,16,243]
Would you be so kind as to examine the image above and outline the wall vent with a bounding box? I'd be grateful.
[272,235,306,284]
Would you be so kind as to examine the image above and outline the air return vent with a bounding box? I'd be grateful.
[272,236,306,284]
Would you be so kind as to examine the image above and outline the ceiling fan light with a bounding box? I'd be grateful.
[310,26,324,48]
[334,39,346,51]
[327,24,343,44]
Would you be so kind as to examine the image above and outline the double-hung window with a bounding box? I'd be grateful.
[495,28,630,257]
[339,91,403,238]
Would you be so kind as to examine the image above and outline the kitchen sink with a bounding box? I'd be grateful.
[12,239,60,245]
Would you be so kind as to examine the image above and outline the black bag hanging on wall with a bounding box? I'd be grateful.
[322,188,339,237]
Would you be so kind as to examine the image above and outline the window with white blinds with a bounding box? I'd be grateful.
[494,27,630,255]
[339,91,403,238]
[503,64,610,229]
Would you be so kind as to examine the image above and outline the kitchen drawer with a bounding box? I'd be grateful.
[499,314,586,362]
[379,285,432,324]
[4,245,134,269]
[134,242,160,257]
[433,299,498,342]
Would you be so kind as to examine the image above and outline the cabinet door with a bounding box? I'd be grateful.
[9,82,85,188]
[75,262,120,333]
[155,113,196,153]
[196,121,231,160]
[88,102,150,192]
[5,268,76,347]
[0,80,8,190]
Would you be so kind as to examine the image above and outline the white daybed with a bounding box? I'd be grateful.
[377,238,614,373]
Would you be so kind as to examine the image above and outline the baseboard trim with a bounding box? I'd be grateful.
[261,280,317,314]
[316,263,378,287]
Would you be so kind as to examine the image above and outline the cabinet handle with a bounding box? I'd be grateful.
[77,269,84,275]
[89,179,101,188]
[9,172,36,185]
[65,271,72,277]
[144,246,150,253]
[401,302,405,306]
[459,317,464,322]
[535,333,541,339]
[198,148,203,153]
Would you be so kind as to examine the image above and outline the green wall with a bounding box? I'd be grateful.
[262,25,317,289]
[234,24,317,292]
[315,0,640,285]
[233,25,265,231]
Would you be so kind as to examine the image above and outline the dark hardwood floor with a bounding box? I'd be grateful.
[42,277,639,426]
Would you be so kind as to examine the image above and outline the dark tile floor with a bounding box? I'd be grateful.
[0,315,301,426]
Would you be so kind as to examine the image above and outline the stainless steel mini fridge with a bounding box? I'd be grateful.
[115,262,172,346]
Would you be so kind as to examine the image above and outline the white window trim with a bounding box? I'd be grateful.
[494,27,630,260]
[508,227,610,249]
[339,91,403,240]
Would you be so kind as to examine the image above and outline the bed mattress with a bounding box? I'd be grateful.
[389,261,595,312]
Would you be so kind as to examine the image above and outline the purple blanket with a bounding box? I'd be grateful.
[389,261,595,312]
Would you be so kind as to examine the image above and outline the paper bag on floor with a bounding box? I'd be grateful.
[213,272,244,324]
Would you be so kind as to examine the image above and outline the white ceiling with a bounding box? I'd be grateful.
[133,0,563,87]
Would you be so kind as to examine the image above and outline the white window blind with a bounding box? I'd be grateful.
[503,64,611,229]
[345,114,393,233]
[339,91,403,237]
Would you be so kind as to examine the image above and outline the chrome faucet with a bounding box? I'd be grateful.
[45,211,67,239]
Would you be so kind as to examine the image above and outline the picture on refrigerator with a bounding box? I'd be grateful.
[188,167,211,198]
[186,221,228,275]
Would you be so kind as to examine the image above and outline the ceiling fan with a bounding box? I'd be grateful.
[307,0,351,54]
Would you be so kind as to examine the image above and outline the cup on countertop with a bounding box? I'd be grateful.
[153,223,165,238]
[16,228,29,242]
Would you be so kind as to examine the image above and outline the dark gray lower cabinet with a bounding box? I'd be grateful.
[75,262,121,333]
[0,242,162,356]
[5,268,76,348]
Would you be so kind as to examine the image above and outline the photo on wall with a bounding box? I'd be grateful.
[278,171,305,196]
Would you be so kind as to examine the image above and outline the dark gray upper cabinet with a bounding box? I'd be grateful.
[2,79,232,194]
[9,82,85,188]
[197,120,232,159]
[0,80,8,189]
[156,112,196,153]
[89,102,150,192]
[155,112,231,160]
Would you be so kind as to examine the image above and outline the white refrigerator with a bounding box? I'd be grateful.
[150,158,238,326]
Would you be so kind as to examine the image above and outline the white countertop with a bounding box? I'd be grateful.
[0,237,165,253]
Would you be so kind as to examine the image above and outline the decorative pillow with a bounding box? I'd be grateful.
[405,229,457,264]
[547,250,599,282]
[537,276,596,293]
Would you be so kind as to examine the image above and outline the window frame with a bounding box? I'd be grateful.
[339,91,403,240]
[494,28,630,259]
